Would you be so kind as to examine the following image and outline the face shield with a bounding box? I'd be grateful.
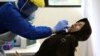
[15,0,38,18]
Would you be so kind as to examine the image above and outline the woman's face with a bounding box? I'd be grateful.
[68,22,85,32]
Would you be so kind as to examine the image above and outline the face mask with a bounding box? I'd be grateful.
[25,13,35,23]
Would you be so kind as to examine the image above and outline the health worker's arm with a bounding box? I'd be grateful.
[0,3,52,40]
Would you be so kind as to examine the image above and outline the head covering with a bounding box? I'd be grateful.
[70,18,92,41]
[30,0,45,7]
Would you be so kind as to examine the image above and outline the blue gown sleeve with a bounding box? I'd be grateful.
[0,3,52,40]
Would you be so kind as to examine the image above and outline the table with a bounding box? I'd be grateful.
[5,40,40,56]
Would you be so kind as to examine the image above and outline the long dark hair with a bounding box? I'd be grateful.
[34,32,78,56]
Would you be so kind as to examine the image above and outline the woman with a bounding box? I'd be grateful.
[32,18,92,56]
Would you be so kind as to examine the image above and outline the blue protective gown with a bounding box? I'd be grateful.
[0,3,52,40]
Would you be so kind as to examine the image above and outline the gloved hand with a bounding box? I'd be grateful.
[54,20,69,33]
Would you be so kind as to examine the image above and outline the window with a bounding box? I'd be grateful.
[45,0,81,7]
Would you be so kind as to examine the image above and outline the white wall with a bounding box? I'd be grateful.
[33,7,82,56]
[34,7,82,27]
[81,0,100,56]
[86,0,100,56]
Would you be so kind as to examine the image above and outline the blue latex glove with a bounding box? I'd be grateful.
[54,20,69,32]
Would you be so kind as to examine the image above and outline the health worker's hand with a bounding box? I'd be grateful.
[54,20,69,33]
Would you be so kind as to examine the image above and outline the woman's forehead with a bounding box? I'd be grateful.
[76,22,85,29]
[76,22,85,25]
